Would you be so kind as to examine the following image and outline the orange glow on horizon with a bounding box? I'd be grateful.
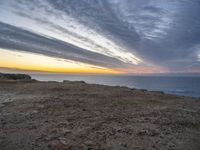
[0,49,120,74]
[117,66,168,74]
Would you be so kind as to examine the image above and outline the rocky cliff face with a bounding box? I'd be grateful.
[0,73,31,80]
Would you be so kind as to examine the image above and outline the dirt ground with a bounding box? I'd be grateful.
[0,80,200,150]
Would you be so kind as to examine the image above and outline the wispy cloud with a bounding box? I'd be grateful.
[0,0,200,73]
[7,0,142,64]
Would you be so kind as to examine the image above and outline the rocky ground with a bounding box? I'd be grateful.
[0,79,200,150]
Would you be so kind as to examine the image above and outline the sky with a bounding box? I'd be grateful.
[0,0,200,74]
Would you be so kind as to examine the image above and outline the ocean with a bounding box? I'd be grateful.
[31,74,200,98]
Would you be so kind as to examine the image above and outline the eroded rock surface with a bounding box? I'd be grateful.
[0,80,200,150]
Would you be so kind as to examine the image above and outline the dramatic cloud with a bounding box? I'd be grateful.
[0,22,126,68]
[0,0,200,73]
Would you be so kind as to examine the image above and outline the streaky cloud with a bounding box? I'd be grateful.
[0,21,126,68]
[0,0,200,73]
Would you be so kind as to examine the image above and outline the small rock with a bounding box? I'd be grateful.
[119,142,128,148]
[137,129,148,136]
[58,137,67,145]
[32,110,39,114]
[63,129,71,135]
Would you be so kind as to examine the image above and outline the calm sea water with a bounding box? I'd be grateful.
[31,74,200,98]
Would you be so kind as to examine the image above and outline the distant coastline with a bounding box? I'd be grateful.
[0,72,32,80]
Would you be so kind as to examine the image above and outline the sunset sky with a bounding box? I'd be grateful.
[0,0,200,74]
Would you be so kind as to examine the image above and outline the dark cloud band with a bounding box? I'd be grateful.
[0,22,125,68]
